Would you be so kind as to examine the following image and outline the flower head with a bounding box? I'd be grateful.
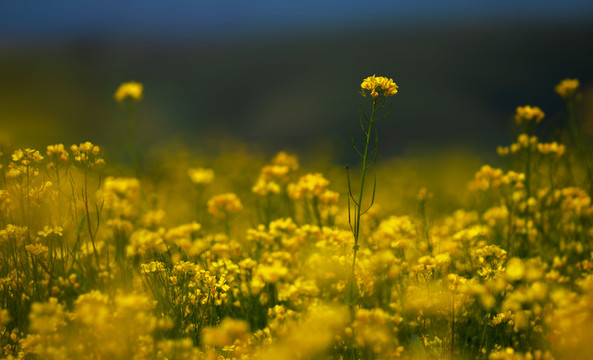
[7,148,44,178]
[207,193,243,219]
[114,81,143,102]
[515,105,544,125]
[555,78,579,98]
[70,142,105,168]
[47,144,69,163]
[188,167,214,185]
[361,75,398,98]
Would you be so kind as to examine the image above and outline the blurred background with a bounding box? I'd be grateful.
[1,0,593,164]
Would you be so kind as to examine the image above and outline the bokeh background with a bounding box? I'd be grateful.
[2,1,593,163]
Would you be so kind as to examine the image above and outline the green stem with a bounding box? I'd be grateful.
[567,98,593,192]
[350,98,377,297]
[127,101,139,176]
[312,195,323,227]
[451,291,455,360]
[83,169,101,271]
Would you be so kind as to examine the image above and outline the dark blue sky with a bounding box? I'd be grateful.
[2,0,593,42]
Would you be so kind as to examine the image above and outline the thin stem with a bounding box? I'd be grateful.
[451,291,455,360]
[83,168,100,270]
[350,98,378,301]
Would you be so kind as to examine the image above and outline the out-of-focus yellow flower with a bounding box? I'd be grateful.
[114,81,143,102]
[515,105,544,125]
[416,187,433,201]
[97,177,141,219]
[207,193,243,219]
[203,318,249,347]
[271,151,299,171]
[319,189,339,205]
[555,78,579,98]
[506,257,526,282]
[46,144,69,162]
[537,142,566,157]
[38,225,64,237]
[497,146,510,156]
[288,173,330,200]
[140,261,166,274]
[7,148,44,179]
[188,167,214,185]
[361,75,398,98]
[29,297,65,334]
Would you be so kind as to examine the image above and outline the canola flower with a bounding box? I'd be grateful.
[360,75,398,98]
[554,78,579,98]
[188,167,214,185]
[346,74,398,306]
[514,105,545,125]
[207,192,244,219]
[114,81,143,175]
[114,81,143,102]
[70,141,104,168]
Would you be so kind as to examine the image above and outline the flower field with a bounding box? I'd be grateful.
[1,77,593,360]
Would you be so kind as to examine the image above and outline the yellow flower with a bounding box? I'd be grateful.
[555,78,579,98]
[514,105,544,125]
[271,151,299,171]
[537,142,566,157]
[187,167,214,185]
[207,193,243,219]
[6,148,44,180]
[288,173,330,200]
[114,81,143,102]
[416,187,433,201]
[506,257,526,282]
[46,144,69,162]
[361,75,398,98]
[203,318,249,347]
[70,141,104,167]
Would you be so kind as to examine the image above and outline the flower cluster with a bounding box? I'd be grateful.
[207,193,244,219]
[514,105,545,125]
[360,75,398,98]
[114,81,143,102]
[554,78,579,98]
[188,167,214,185]
[70,141,105,168]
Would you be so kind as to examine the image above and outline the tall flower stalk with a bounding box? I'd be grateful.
[345,75,398,305]
[71,142,105,272]
[555,79,593,191]
[114,81,143,176]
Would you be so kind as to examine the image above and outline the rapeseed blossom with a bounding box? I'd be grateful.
[188,167,214,185]
[554,78,579,98]
[207,193,243,219]
[70,141,104,167]
[360,75,398,98]
[514,105,544,125]
[114,81,143,102]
